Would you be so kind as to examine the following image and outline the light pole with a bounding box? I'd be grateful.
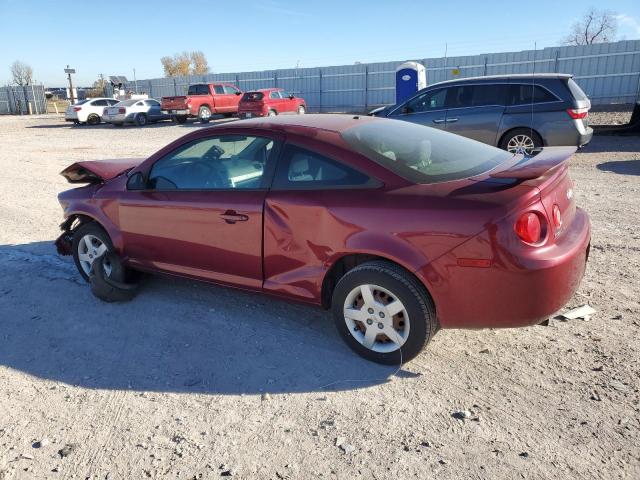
[64,65,76,104]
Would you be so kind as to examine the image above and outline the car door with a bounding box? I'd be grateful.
[444,84,506,145]
[278,91,295,113]
[387,88,448,129]
[268,90,284,113]
[145,99,162,120]
[223,85,242,111]
[118,132,282,289]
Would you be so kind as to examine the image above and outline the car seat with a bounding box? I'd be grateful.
[288,155,315,181]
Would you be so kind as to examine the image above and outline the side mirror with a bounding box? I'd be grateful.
[127,171,146,190]
[288,94,295,99]
[235,91,242,95]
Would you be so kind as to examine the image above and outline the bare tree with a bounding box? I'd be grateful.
[10,60,33,86]
[161,51,210,77]
[564,8,618,46]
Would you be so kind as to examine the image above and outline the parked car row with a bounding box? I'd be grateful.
[64,82,308,127]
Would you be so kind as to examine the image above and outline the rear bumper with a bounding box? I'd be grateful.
[419,207,591,329]
[578,127,593,147]
[238,111,266,119]
[162,109,190,116]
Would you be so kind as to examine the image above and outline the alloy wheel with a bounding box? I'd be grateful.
[77,234,111,277]
[506,134,535,155]
[343,284,410,353]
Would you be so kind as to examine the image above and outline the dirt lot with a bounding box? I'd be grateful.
[0,114,638,480]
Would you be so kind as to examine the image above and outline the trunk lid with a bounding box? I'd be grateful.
[60,158,144,184]
[161,96,188,109]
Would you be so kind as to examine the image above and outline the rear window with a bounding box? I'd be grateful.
[566,78,588,101]
[241,92,264,101]
[341,120,512,184]
[115,99,137,106]
[509,84,558,105]
[187,84,210,95]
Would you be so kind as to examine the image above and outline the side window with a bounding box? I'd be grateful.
[269,91,280,99]
[509,84,558,105]
[471,84,506,106]
[213,85,225,94]
[401,89,447,114]
[92,99,108,106]
[446,86,474,109]
[148,136,275,190]
[135,102,144,107]
[273,145,372,189]
[107,99,119,105]
[223,85,239,94]
[145,99,159,106]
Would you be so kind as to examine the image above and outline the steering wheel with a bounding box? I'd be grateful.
[190,160,230,188]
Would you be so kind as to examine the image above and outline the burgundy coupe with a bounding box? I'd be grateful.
[56,115,590,364]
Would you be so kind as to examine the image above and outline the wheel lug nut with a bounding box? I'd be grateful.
[366,319,373,325]
[367,308,374,314]
[379,312,385,318]
[378,322,384,329]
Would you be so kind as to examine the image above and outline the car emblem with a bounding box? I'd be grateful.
[566,188,573,200]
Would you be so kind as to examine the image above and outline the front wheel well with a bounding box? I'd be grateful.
[498,127,544,148]
[320,254,428,309]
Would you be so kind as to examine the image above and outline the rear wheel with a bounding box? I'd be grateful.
[331,261,437,364]
[297,106,306,115]
[199,106,212,123]
[134,113,147,126]
[173,115,187,124]
[268,109,277,117]
[87,114,100,126]
[500,128,542,155]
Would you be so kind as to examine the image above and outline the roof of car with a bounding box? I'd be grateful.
[429,73,573,87]
[221,113,377,133]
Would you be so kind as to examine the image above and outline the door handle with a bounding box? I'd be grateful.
[220,210,249,224]
[446,117,459,123]
[432,118,446,124]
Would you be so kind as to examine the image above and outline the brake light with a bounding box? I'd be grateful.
[73,107,82,112]
[566,108,588,119]
[119,108,126,114]
[515,212,543,244]
[552,204,562,228]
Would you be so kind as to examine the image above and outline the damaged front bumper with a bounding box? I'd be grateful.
[54,217,76,256]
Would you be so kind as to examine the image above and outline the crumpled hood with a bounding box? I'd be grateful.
[60,158,144,183]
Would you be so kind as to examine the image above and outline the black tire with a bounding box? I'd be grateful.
[72,222,118,283]
[297,106,306,115]
[73,120,80,125]
[87,114,100,126]
[499,128,543,155]
[134,113,147,127]
[268,109,277,117]
[198,106,212,123]
[331,260,437,364]
[173,115,187,124]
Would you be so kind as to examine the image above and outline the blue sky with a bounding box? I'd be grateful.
[1,0,639,86]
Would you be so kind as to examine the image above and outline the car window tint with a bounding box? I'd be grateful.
[136,102,144,107]
[509,84,558,105]
[471,84,506,106]
[213,85,224,94]
[242,92,264,101]
[145,100,159,106]
[273,145,371,188]
[92,99,108,106]
[107,99,119,105]
[402,89,447,114]
[269,91,280,99]
[223,85,239,94]
[149,136,275,190]
[446,86,474,108]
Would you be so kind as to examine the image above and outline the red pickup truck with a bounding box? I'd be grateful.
[161,83,243,123]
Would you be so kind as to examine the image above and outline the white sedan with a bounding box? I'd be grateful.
[64,98,120,125]
[102,98,170,126]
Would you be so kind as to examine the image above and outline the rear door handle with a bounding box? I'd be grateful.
[446,117,459,123]
[432,118,446,124]
[220,210,249,224]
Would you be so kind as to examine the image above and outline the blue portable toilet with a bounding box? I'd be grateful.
[395,61,427,104]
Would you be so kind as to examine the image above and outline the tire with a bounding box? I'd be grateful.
[87,114,100,126]
[297,106,306,115]
[134,113,147,127]
[198,106,212,123]
[72,222,121,283]
[331,260,437,364]
[73,120,80,125]
[500,128,542,155]
[173,115,187,124]
[268,109,277,117]
[113,123,124,127]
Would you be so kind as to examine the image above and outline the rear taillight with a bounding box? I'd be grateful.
[515,212,543,244]
[73,107,81,112]
[552,204,562,228]
[566,108,588,119]
[119,108,126,114]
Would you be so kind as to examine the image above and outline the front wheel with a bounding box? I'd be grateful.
[331,261,437,364]
[72,223,115,282]
[297,106,306,115]
[134,113,147,126]
[500,128,542,155]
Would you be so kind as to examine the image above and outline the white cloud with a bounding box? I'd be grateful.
[615,14,640,36]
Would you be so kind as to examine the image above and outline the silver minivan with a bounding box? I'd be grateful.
[373,74,593,155]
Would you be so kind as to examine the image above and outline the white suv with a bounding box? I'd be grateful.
[65,98,119,125]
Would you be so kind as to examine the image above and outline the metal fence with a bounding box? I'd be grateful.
[105,39,640,113]
[0,84,47,115]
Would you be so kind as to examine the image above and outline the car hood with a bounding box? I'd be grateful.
[60,158,144,184]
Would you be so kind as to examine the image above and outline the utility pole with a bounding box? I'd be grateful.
[64,65,76,104]
[133,68,138,94]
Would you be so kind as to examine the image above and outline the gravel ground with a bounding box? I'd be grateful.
[0,115,638,479]
[589,106,635,126]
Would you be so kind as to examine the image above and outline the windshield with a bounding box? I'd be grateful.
[341,119,512,184]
